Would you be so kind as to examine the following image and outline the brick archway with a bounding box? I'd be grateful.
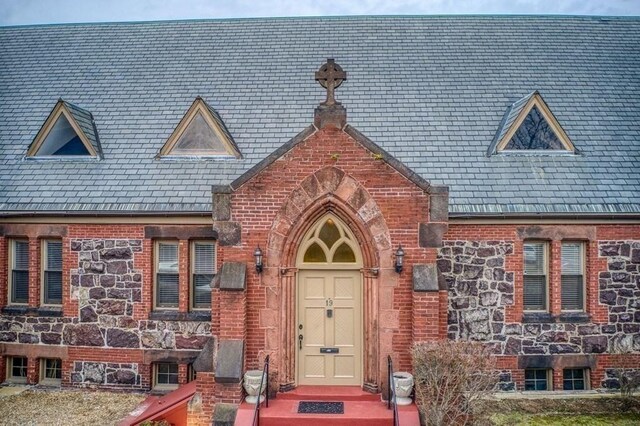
[266,166,392,392]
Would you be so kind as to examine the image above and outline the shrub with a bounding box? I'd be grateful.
[412,340,498,426]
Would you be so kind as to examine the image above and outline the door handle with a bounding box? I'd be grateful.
[298,334,304,350]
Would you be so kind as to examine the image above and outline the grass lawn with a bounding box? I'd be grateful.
[492,413,640,425]
[486,395,640,426]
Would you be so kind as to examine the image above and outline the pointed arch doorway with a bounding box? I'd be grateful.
[296,213,363,386]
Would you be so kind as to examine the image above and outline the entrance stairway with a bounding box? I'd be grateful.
[234,386,420,425]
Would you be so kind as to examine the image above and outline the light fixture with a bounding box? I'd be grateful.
[254,246,264,274]
[394,245,405,274]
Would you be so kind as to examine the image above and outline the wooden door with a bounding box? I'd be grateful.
[298,270,362,385]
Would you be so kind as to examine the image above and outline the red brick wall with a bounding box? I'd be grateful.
[220,125,439,384]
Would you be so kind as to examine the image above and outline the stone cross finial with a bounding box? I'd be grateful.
[315,59,347,106]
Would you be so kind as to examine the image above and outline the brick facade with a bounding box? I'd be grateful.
[0,123,639,424]
[0,224,213,387]
[440,224,640,391]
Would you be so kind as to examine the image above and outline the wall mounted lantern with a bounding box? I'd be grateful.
[254,246,264,274]
[395,245,405,274]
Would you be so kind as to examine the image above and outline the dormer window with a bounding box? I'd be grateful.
[158,97,241,158]
[489,91,575,155]
[26,99,102,159]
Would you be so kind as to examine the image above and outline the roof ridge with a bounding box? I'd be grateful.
[2,14,639,29]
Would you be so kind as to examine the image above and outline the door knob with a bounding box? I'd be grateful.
[298,334,304,350]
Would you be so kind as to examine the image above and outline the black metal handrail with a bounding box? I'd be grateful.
[252,355,270,426]
[387,355,400,426]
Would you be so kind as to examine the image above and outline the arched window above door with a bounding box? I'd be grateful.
[298,214,361,267]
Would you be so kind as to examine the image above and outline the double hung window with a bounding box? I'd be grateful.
[9,240,29,305]
[561,242,585,311]
[523,242,547,311]
[154,240,216,310]
[42,240,63,305]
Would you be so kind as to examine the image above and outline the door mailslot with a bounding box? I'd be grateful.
[320,347,339,354]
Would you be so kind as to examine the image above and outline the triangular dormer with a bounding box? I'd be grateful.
[158,97,241,158]
[27,99,102,158]
[489,91,575,155]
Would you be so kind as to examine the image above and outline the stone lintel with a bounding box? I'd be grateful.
[518,354,597,370]
[144,225,217,240]
[192,337,215,373]
[212,221,241,246]
[413,264,445,292]
[429,191,449,223]
[516,225,596,241]
[419,223,448,248]
[142,349,200,364]
[212,402,238,426]
[212,192,232,221]
[215,339,244,383]
[0,224,68,238]
[0,342,68,360]
[218,262,246,291]
[314,104,347,129]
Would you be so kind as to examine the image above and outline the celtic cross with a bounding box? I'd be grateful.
[315,59,347,106]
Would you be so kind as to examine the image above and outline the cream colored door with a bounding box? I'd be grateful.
[298,270,362,385]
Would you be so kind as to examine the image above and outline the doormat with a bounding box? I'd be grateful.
[298,401,344,414]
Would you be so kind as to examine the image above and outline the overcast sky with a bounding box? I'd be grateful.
[1,0,639,26]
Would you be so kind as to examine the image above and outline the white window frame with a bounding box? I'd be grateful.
[560,241,586,312]
[153,240,180,310]
[562,368,589,391]
[8,239,29,306]
[153,362,179,391]
[41,239,63,306]
[39,358,62,386]
[524,368,551,391]
[189,240,216,311]
[6,356,28,384]
[523,241,549,312]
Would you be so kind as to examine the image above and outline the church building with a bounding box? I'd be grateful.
[0,15,638,424]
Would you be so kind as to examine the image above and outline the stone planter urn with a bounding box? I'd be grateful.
[243,370,267,404]
[393,372,414,406]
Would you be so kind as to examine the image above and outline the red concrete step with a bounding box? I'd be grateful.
[277,385,381,402]
[234,398,420,426]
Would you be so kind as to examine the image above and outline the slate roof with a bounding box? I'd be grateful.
[0,16,639,216]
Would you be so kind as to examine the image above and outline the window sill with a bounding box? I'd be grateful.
[151,385,180,394]
[39,379,61,387]
[1,306,63,317]
[522,312,591,324]
[148,311,211,322]
[522,312,553,323]
[557,312,591,323]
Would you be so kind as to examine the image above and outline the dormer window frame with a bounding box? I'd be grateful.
[495,92,575,155]
[26,100,100,159]
[158,97,241,159]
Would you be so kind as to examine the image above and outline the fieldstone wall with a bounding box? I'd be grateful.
[598,241,640,343]
[439,240,640,389]
[0,239,211,352]
[438,241,514,348]
[72,361,141,388]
